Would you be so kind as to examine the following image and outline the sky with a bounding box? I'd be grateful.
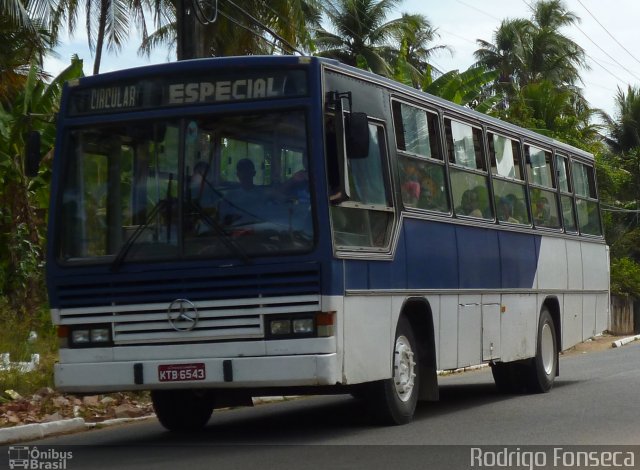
[43,0,640,119]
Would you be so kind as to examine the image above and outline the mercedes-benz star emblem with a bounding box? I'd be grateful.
[167,299,199,332]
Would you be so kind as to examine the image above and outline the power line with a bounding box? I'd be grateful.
[572,22,640,83]
[224,0,303,55]
[217,8,286,54]
[454,0,501,21]
[575,0,640,68]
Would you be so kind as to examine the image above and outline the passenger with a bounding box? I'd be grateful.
[220,159,262,226]
[401,161,421,207]
[279,158,310,203]
[533,197,551,225]
[498,197,519,224]
[460,189,482,218]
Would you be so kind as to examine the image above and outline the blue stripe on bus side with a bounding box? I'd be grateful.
[344,219,541,291]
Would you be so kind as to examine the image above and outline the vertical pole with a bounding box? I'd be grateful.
[176,0,207,60]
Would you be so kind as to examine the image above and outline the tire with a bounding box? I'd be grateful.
[366,316,420,425]
[490,362,528,394]
[491,308,558,394]
[527,308,558,393]
[151,389,214,432]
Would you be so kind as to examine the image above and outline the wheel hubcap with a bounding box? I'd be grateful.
[540,323,555,375]
[394,335,416,402]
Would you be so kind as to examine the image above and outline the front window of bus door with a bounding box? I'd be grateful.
[329,120,393,249]
[60,123,180,262]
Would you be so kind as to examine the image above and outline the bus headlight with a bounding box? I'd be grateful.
[267,316,314,338]
[71,329,90,344]
[266,313,335,339]
[292,318,314,334]
[68,324,113,348]
[269,319,291,336]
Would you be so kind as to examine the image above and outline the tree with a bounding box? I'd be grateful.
[140,0,322,59]
[53,0,152,74]
[474,1,587,100]
[0,57,84,317]
[425,65,500,112]
[313,0,407,76]
[383,13,450,88]
[0,1,56,105]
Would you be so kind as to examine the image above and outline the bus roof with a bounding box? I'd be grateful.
[67,55,594,162]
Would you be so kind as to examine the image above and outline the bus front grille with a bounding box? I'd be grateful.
[56,294,321,344]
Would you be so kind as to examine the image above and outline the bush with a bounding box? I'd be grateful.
[610,257,640,298]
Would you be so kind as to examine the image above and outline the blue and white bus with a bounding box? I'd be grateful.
[45,55,609,430]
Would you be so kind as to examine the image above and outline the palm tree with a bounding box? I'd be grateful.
[1,0,56,104]
[606,85,640,153]
[475,1,587,93]
[53,0,152,74]
[474,18,531,97]
[140,0,322,58]
[384,13,450,88]
[313,0,406,76]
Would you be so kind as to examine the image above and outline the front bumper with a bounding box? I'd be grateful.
[54,352,339,393]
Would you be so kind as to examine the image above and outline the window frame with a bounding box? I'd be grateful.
[488,130,530,226]
[444,117,494,221]
[391,99,451,215]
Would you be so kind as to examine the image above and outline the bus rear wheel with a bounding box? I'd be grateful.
[366,316,420,425]
[490,308,558,394]
[527,308,558,393]
[151,389,214,432]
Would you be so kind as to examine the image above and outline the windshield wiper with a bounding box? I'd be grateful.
[187,200,251,264]
[110,197,172,272]
[111,175,175,272]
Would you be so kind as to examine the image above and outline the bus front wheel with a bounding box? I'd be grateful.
[151,389,214,432]
[366,316,420,425]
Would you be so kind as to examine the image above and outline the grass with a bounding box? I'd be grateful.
[0,297,57,398]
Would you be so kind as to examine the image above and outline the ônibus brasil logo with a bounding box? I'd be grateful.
[8,446,73,469]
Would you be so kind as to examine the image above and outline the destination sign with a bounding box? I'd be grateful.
[66,69,307,116]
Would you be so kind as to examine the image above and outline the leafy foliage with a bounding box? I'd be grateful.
[610,257,640,298]
[0,56,84,316]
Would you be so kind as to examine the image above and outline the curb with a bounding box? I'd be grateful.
[0,415,156,445]
[0,418,85,445]
[612,334,640,348]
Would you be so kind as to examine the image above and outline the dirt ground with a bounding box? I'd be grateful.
[560,332,636,357]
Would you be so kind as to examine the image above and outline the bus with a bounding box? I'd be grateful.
[42,55,609,430]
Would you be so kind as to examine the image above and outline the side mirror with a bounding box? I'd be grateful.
[346,112,369,159]
[25,131,42,177]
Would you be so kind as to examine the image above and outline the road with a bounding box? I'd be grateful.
[3,341,639,470]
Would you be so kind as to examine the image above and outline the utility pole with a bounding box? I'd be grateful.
[176,0,207,60]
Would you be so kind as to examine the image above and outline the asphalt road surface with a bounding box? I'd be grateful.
[4,341,639,470]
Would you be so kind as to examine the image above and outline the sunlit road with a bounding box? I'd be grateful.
[4,342,640,469]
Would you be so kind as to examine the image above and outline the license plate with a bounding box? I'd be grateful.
[158,363,206,382]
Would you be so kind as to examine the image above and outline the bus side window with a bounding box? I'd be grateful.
[446,119,493,220]
[392,100,449,213]
[526,145,560,229]
[573,161,602,235]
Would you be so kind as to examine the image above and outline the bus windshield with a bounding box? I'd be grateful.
[58,110,313,264]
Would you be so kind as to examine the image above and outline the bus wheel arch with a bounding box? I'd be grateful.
[364,297,438,425]
[542,296,562,368]
[400,297,439,402]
